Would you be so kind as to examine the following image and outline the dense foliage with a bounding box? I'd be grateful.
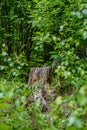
[0,0,87,130]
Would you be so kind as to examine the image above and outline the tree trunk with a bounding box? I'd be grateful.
[28,66,52,87]
[27,66,53,112]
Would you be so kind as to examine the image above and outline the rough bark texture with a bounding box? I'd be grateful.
[28,66,52,86]
[27,66,53,112]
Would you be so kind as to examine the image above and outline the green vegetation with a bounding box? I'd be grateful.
[0,0,87,129]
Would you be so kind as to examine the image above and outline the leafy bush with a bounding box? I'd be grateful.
[0,78,87,130]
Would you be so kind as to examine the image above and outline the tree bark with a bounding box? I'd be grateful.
[28,66,52,86]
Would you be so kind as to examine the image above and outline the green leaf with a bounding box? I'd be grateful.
[0,65,5,70]
[83,31,87,39]
[0,103,7,109]
[55,96,62,106]
[0,124,11,130]
[0,93,4,98]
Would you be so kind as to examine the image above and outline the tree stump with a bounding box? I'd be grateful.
[27,66,53,112]
[28,66,52,87]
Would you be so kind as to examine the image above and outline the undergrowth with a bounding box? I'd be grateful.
[0,78,87,130]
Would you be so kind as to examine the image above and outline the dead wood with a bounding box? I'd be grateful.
[28,66,52,86]
[27,66,53,112]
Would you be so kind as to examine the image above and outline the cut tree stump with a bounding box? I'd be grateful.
[27,66,53,112]
[28,66,52,87]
